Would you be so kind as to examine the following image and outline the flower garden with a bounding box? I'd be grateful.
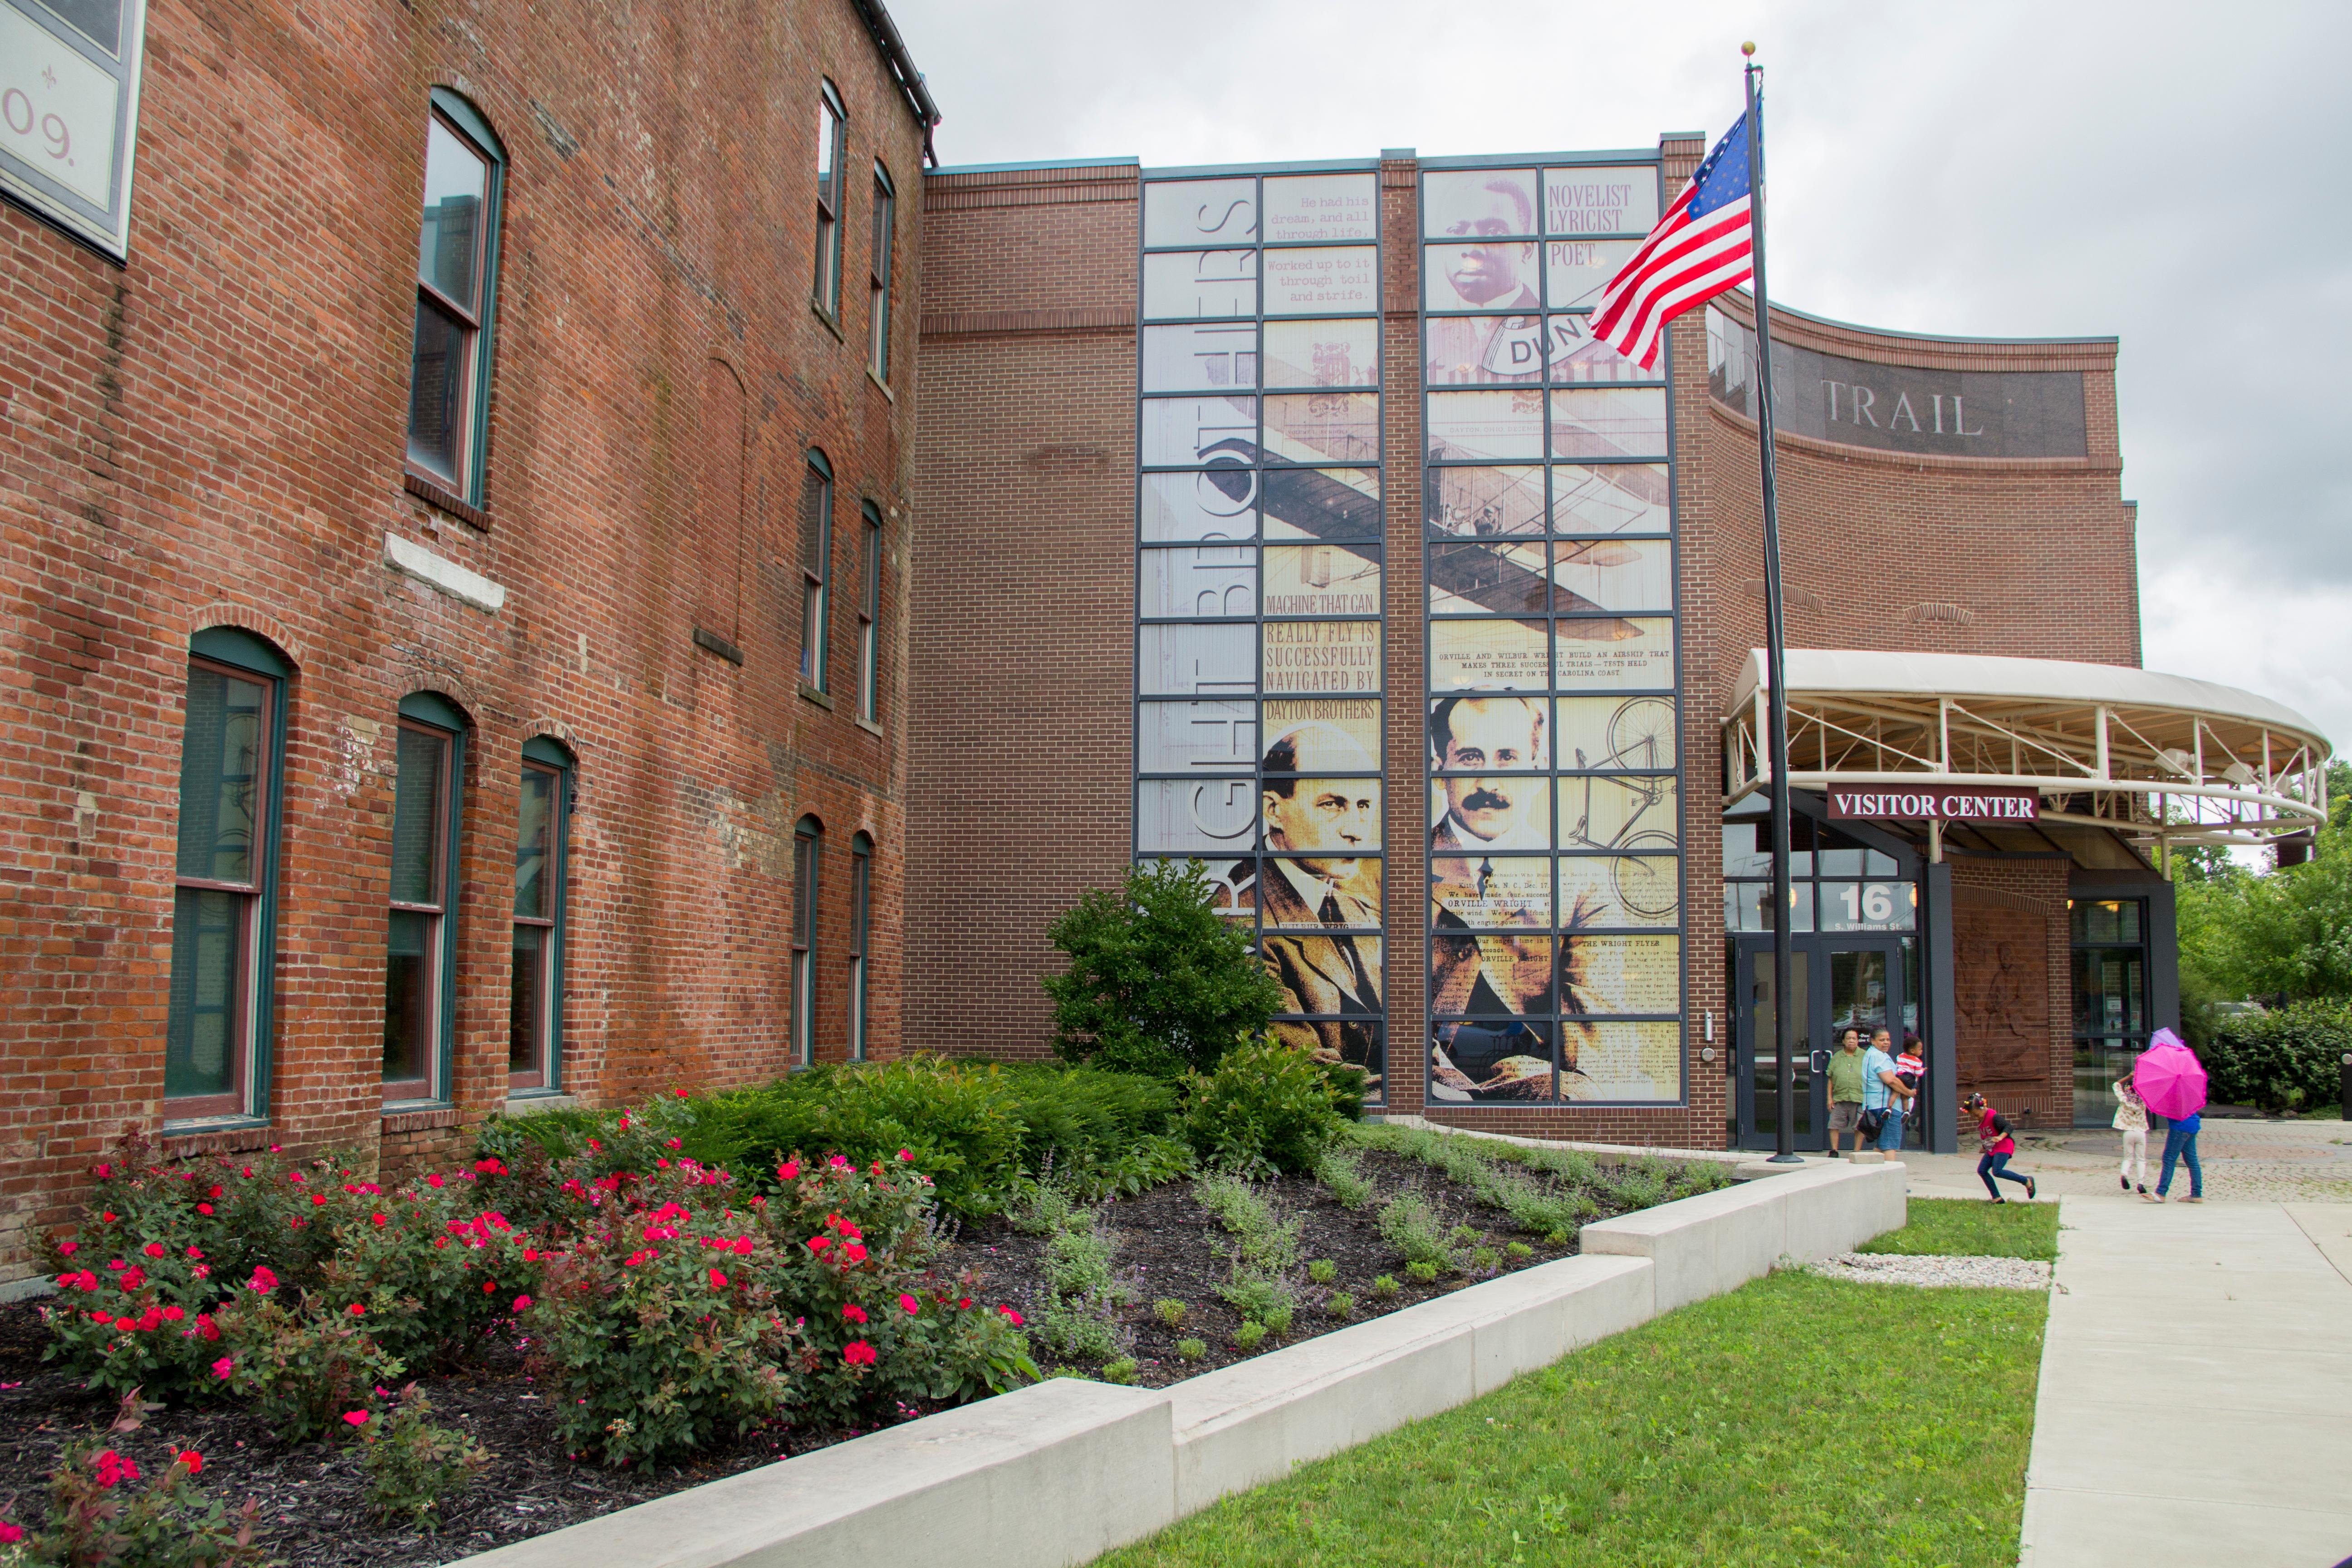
[0,1049,1727,1568]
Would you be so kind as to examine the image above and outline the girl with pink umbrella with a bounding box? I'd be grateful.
[2137,1029,2207,1204]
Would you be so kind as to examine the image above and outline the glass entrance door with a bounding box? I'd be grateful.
[1737,941,1813,1150]
[1735,937,1910,1151]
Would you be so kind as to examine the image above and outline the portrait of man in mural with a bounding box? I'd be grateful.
[1430,695,1550,850]
[1234,721,1383,1089]
[1426,695,1602,1102]
[1439,177,1542,313]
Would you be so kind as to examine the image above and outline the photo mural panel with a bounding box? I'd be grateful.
[1139,166,1387,1100]
[1422,157,1686,1107]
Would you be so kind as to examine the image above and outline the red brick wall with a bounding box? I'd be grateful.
[904,163,1141,1060]
[0,0,927,1278]
[1948,856,2074,1131]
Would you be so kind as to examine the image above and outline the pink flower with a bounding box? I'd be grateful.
[842,1340,878,1367]
[513,1295,532,1312]
[289,1171,304,1183]
[161,1305,185,1322]
[828,1155,851,1169]
[347,1303,366,1316]
[142,1241,164,1258]
[92,1450,139,1489]
[247,1265,278,1294]
[674,1088,688,1099]
[185,1245,204,1259]
[0,1523,21,1544]
[666,1138,683,1150]
[94,1163,111,1178]
[311,1194,328,1206]
[191,1264,210,1279]
[426,1174,445,1189]
[113,1315,136,1331]
[708,1269,729,1289]
[197,1203,213,1215]
[998,1306,1024,1327]
[618,1116,630,1130]
[119,1265,146,1290]
[342,1410,369,1428]
[196,1314,220,1342]
[372,1212,387,1227]
[177,1450,203,1476]
[841,1303,868,1323]
[730,1235,753,1256]
[842,1243,868,1264]
[58,1240,77,1255]
[777,1160,801,1181]
[213,1354,235,1380]
[897,1148,913,1161]
[807,1236,831,1253]
[101,1211,117,1222]
[899,1293,920,1315]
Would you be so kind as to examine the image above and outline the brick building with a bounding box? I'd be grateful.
[1,3,2328,1284]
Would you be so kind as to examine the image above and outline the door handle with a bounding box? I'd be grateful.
[1808,1050,1830,1073]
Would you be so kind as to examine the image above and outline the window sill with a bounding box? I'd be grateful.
[799,683,835,710]
[502,1092,578,1116]
[692,626,745,665]
[811,301,845,343]
[382,1102,460,1134]
[866,366,895,402]
[159,1117,273,1153]
[402,467,490,531]
[855,716,884,738]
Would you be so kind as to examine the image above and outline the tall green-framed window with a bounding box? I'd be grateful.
[792,817,822,1064]
[166,628,289,1121]
[857,502,882,723]
[848,832,872,1060]
[800,451,833,692]
[868,161,895,380]
[405,88,505,505]
[511,737,572,1093]
[386,692,467,1104]
[2071,897,2149,1127]
[812,79,847,320]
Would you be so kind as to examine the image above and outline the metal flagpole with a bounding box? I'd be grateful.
[1743,44,1803,1163]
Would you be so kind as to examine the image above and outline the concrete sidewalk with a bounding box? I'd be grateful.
[2017,1196,2352,1567]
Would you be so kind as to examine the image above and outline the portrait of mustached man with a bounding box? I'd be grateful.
[1426,695,1602,1102]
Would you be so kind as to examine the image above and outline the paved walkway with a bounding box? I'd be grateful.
[2015,1195,2352,1567]
[1888,1114,2352,1205]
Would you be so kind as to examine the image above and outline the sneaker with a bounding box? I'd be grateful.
[2026,1177,2038,1201]
[1828,1148,1841,1159]
[2120,1174,2130,1191]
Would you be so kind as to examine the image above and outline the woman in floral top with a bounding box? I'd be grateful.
[2113,1073,2151,1199]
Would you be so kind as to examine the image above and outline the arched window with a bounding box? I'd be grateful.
[512,737,574,1093]
[849,833,873,1060]
[812,80,847,319]
[386,691,469,1105]
[792,816,823,1064]
[167,627,290,1122]
[801,451,833,693]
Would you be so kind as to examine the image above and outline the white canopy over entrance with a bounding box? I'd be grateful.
[1724,649,2331,847]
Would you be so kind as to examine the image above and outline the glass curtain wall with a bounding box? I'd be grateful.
[1420,160,1686,1104]
[1135,166,1388,1100]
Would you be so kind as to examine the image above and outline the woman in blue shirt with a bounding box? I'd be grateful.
[2156,1107,2204,1203]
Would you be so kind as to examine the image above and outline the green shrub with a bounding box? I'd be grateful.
[1305,1259,1337,1285]
[1405,1260,1440,1284]
[1376,1191,1451,1269]
[1098,1356,1139,1386]
[1232,1322,1267,1351]
[1175,1337,1207,1362]
[1325,1291,1355,1318]
[1312,1145,1377,1209]
[1505,1240,1534,1260]
[1259,1301,1294,1335]
[1370,1274,1399,1298]
[1044,860,1285,1077]
[214,1292,406,1445]
[1153,1298,1189,1328]
[358,1388,490,1529]
[2204,1001,2351,1112]
[1182,1032,1350,1175]
[23,1394,265,1568]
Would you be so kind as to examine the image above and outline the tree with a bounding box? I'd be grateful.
[1043,860,1284,1078]
[2175,759,2352,1043]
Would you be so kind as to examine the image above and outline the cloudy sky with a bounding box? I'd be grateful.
[893,0,2352,750]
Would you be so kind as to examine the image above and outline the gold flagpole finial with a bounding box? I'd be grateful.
[1741,40,1756,56]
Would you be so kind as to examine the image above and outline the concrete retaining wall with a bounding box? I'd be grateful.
[457,1158,1905,1568]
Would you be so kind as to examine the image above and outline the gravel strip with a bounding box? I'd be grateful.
[1810,1252,2052,1291]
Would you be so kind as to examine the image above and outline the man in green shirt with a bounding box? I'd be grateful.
[1825,1027,1867,1157]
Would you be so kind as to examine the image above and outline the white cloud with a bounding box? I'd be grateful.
[890,0,2352,751]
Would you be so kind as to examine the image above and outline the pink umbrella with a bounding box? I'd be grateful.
[2132,1029,2208,1121]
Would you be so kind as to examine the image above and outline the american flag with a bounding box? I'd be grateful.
[1590,117,1754,372]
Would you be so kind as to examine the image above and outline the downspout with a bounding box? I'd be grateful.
[851,0,945,166]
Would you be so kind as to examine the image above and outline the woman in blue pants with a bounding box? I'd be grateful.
[2156,1109,2204,1203]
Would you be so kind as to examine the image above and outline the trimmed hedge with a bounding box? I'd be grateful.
[2201,1001,2351,1114]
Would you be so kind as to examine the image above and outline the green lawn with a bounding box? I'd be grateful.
[1856,1196,2061,1261]
[1096,1270,2047,1568]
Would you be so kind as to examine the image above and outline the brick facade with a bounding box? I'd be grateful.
[0,0,929,1280]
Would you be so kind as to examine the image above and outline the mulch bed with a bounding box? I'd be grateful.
[0,1149,1592,1565]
